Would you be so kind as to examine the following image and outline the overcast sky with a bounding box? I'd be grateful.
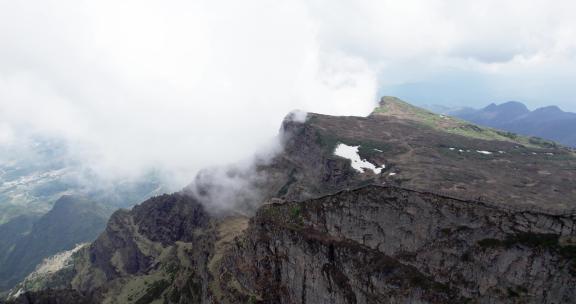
[1,0,575,185]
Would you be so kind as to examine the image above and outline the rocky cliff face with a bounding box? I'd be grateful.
[187,112,367,215]
[223,186,576,303]
[7,98,576,304]
[21,186,576,304]
[66,193,216,304]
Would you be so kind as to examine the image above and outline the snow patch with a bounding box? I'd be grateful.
[476,150,493,155]
[12,288,23,298]
[334,143,385,174]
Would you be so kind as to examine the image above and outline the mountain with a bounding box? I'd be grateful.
[449,101,576,147]
[0,196,111,293]
[6,97,576,303]
[0,135,167,292]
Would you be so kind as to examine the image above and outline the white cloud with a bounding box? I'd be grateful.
[308,0,576,64]
[0,0,378,186]
[307,0,576,109]
[1,0,576,189]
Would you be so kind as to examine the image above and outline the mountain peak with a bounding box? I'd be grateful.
[533,105,563,114]
[51,195,95,212]
[371,96,435,119]
[378,96,406,106]
[483,101,529,114]
[501,100,528,108]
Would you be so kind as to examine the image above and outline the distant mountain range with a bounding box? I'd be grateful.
[427,101,576,147]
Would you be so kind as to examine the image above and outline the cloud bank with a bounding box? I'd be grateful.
[304,0,576,110]
[0,0,377,185]
[1,0,576,188]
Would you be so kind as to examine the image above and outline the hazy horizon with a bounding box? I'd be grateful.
[391,94,576,112]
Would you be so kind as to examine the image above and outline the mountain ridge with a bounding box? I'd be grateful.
[5,97,576,303]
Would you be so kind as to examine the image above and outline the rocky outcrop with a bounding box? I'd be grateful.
[66,192,216,304]
[186,113,368,217]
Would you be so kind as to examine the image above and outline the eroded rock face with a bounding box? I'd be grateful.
[276,117,361,201]
[187,115,365,216]
[63,192,216,304]
[222,186,576,304]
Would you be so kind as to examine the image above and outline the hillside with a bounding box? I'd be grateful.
[0,196,111,293]
[7,97,576,304]
[322,96,576,209]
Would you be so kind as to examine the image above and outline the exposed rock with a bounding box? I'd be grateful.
[68,192,215,304]
[222,186,576,303]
